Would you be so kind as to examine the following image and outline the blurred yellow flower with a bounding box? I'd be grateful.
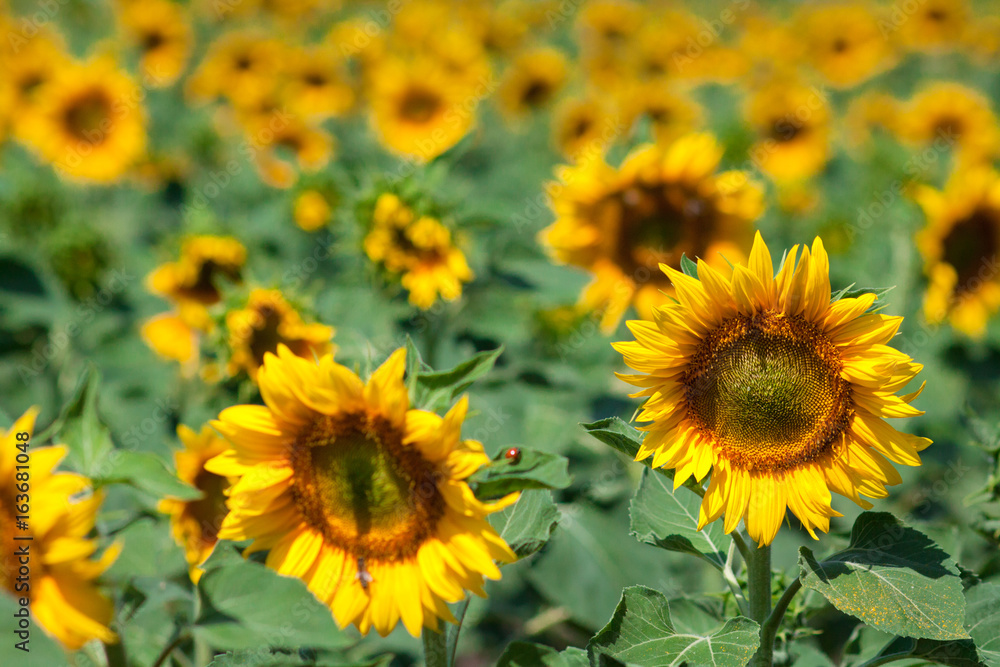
[1,31,70,138]
[897,82,1000,167]
[225,288,334,380]
[1,409,120,650]
[616,81,702,146]
[364,193,474,310]
[497,47,569,119]
[745,79,831,184]
[795,3,896,88]
[19,56,146,183]
[294,189,333,232]
[616,234,929,546]
[844,91,901,150]
[245,116,335,189]
[895,0,969,53]
[159,424,233,583]
[186,31,282,106]
[206,347,517,636]
[118,0,192,87]
[914,166,1000,338]
[551,97,615,161]
[541,133,763,332]
[282,44,356,120]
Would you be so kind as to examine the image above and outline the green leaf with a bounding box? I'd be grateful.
[97,450,201,500]
[582,418,698,492]
[208,650,391,667]
[194,559,353,650]
[679,254,699,279]
[829,284,894,310]
[410,346,503,412]
[0,593,67,666]
[798,512,969,641]
[469,448,571,499]
[587,586,760,667]
[967,582,1000,666]
[876,637,980,667]
[490,489,560,558]
[497,643,589,667]
[630,468,726,569]
[43,366,114,476]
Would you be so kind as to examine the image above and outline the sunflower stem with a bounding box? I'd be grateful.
[746,541,773,667]
[103,639,128,667]
[723,540,749,616]
[423,623,450,667]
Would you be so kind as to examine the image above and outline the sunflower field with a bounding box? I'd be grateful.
[3,0,1000,666]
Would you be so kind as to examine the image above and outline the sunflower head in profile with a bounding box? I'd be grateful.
[896,0,969,53]
[206,346,518,636]
[118,0,192,88]
[496,47,569,119]
[370,56,475,161]
[364,193,474,310]
[225,288,335,381]
[795,3,896,89]
[294,189,333,232]
[540,133,764,332]
[897,82,1000,167]
[745,79,831,184]
[914,166,1000,338]
[1,409,120,649]
[615,233,930,546]
[147,235,246,309]
[19,56,146,183]
[159,424,233,582]
[844,91,901,151]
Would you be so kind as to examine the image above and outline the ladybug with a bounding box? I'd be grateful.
[504,447,522,464]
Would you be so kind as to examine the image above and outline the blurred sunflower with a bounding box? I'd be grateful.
[616,82,702,146]
[294,189,333,232]
[1,32,70,137]
[576,0,644,52]
[206,346,518,636]
[1,409,120,649]
[745,79,831,184]
[963,14,1000,65]
[551,97,614,161]
[159,424,233,583]
[369,56,476,161]
[19,56,146,183]
[364,193,474,310]
[844,91,901,150]
[282,45,355,120]
[496,47,569,119]
[118,0,192,87]
[244,116,335,189]
[897,82,999,166]
[226,288,334,380]
[541,133,763,332]
[896,0,969,52]
[142,235,246,367]
[795,3,896,88]
[914,167,1000,338]
[616,234,930,546]
[186,31,281,106]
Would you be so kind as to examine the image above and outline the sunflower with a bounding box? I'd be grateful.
[159,425,233,583]
[282,45,355,120]
[19,56,146,183]
[226,288,335,381]
[294,189,333,232]
[616,81,703,146]
[540,133,763,332]
[576,0,644,52]
[186,31,281,106]
[364,193,474,310]
[896,0,968,53]
[896,82,999,167]
[963,14,1000,66]
[496,48,569,119]
[369,56,476,161]
[745,79,831,184]
[118,0,192,87]
[0,32,70,138]
[844,91,901,151]
[205,346,518,636]
[795,3,896,89]
[615,233,930,546]
[551,97,614,161]
[244,116,335,189]
[143,235,246,367]
[913,166,1000,338]
[1,409,120,649]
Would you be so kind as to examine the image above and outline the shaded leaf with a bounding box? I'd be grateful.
[798,512,968,641]
[411,346,503,412]
[588,587,759,667]
[42,366,114,476]
[497,642,589,667]
[490,489,560,558]
[680,254,699,279]
[98,450,201,500]
[967,582,1000,666]
[469,448,571,499]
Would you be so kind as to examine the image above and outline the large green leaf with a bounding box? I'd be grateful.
[194,559,353,650]
[408,345,504,412]
[588,586,760,667]
[798,512,969,641]
[469,448,571,499]
[43,366,114,477]
[580,418,697,491]
[629,468,726,570]
[0,593,67,666]
[99,450,201,500]
[207,650,391,667]
[967,582,1000,666]
[490,489,561,558]
[497,643,589,667]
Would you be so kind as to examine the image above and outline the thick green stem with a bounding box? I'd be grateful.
[423,623,450,667]
[746,542,773,667]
